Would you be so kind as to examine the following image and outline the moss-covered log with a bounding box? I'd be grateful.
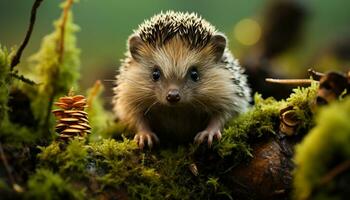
[5,83,316,200]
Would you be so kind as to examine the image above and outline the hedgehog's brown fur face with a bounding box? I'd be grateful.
[127,33,232,110]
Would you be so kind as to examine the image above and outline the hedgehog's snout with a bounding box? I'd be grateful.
[166,89,181,104]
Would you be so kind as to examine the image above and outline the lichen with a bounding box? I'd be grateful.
[294,97,350,200]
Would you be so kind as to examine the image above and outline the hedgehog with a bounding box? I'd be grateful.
[113,11,251,149]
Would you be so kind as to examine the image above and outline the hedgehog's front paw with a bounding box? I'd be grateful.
[134,131,159,149]
[194,128,222,147]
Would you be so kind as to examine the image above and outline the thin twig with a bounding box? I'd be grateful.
[57,0,74,63]
[319,160,350,186]
[10,71,37,85]
[10,0,44,70]
[0,142,15,188]
[265,78,314,85]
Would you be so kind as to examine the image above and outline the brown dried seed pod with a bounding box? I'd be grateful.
[60,118,79,123]
[282,110,300,127]
[59,97,74,104]
[64,110,80,114]
[79,118,89,123]
[56,123,66,128]
[72,95,85,101]
[279,106,300,136]
[52,109,64,117]
[53,92,91,141]
[77,111,88,115]
[78,123,91,129]
[60,135,71,139]
[54,102,71,109]
[316,72,349,105]
[56,127,66,132]
[71,112,86,118]
[72,100,86,108]
[61,128,81,134]
[69,124,86,130]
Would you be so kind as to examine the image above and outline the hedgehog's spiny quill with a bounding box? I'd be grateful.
[136,11,215,48]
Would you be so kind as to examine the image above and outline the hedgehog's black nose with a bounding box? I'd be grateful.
[166,89,180,103]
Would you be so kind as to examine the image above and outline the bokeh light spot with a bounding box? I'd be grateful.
[234,18,261,46]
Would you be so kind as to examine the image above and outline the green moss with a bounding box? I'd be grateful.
[89,138,143,191]
[215,94,285,158]
[26,169,85,200]
[62,140,88,173]
[0,122,36,145]
[286,81,318,109]
[29,10,80,96]
[294,97,350,200]
[0,46,35,144]
[24,1,80,138]
[286,81,319,132]
[89,137,137,160]
[37,141,61,162]
[0,46,11,124]
[17,71,318,199]
[34,137,234,199]
[38,140,88,177]
[214,83,318,167]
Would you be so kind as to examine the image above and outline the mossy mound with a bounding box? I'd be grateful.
[22,83,318,200]
[294,97,350,200]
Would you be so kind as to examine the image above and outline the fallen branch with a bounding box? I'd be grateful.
[10,0,44,70]
[265,78,313,85]
[265,68,326,85]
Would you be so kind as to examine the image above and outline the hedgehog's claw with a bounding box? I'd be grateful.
[194,129,222,147]
[134,131,159,149]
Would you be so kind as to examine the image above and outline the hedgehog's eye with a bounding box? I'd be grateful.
[152,67,161,81]
[189,67,199,82]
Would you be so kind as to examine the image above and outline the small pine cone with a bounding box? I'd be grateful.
[52,93,91,141]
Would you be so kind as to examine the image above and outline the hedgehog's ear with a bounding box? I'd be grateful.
[209,33,227,62]
[128,35,144,62]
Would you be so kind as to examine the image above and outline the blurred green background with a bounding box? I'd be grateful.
[0,0,349,99]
